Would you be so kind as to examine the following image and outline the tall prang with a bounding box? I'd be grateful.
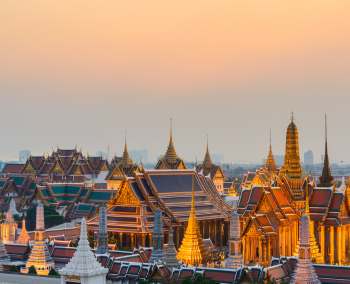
[21,203,55,275]
[226,210,243,269]
[176,173,210,266]
[1,211,17,243]
[164,223,179,269]
[155,119,187,170]
[280,113,304,201]
[59,217,108,284]
[264,129,278,176]
[318,115,334,187]
[291,214,320,284]
[96,205,109,255]
[149,207,165,262]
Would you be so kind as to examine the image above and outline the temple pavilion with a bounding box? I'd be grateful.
[238,114,350,266]
[86,168,231,250]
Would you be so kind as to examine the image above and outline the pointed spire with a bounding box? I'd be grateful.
[191,174,195,215]
[305,182,310,218]
[121,131,133,167]
[17,219,30,244]
[291,111,294,123]
[318,114,334,187]
[163,119,179,164]
[164,224,179,269]
[203,136,213,168]
[59,218,108,277]
[264,129,277,174]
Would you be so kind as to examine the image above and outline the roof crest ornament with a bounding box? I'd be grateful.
[291,111,294,123]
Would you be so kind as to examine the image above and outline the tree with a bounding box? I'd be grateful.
[9,265,19,272]
[49,268,57,276]
[25,205,61,231]
[180,274,219,284]
[13,214,24,222]
[73,237,80,247]
[87,233,95,248]
[28,265,37,274]
[44,215,64,228]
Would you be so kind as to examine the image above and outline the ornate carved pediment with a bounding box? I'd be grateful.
[114,183,139,205]
[52,163,62,174]
[23,163,35,174]
[177,161,186,169]
[256,194,272,214]
[75,166,83,175]
[101,162,109,171]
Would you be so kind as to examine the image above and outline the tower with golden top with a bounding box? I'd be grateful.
[176,174,210,266]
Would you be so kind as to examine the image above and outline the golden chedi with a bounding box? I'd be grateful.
[176,174,210,266]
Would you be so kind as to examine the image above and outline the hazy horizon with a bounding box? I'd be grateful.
[1,1,350,164]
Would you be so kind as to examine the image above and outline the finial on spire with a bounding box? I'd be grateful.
[170,118,173,142]
[125,131,127,150]
[191,174,195,214]
[325,114,327,143]
[270,128,271,145]
[291,111,294,122]
[207,135,209,151]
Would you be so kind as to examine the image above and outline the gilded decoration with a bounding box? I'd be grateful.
[114,183,139,205]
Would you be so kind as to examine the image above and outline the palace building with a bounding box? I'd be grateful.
[238,114,349,266]
[86,168,231,252]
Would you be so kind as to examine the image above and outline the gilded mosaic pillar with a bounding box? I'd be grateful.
[219,220,223,249]
[131,233,135,249]
[321,226,325,261]
[337,226,342,264]
[119,232,123,247]
[342,226,346,261]
[242,236,246,262]
[330,226,334,264]
[142,234,146,247]
[214,220,217,247]
[149,233,153,247]
[282,227,286,256]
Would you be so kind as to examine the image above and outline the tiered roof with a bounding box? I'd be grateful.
[197,138,225,181]
[87,169,230,234]
[155,121,187,170]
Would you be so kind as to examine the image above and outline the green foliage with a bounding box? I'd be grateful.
[138,281,148,284]
[25,205,60,231]
[49,268,57,276]
[87,234,95,248]
[28,265,37,274]
[44,215,64,228]
[108,236,118,244]
[9,265,19,272]
[73,237,80,247]
[250,274,277,284]
[13,214,24,222]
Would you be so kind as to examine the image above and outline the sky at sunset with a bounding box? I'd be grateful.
[1,1,350,164]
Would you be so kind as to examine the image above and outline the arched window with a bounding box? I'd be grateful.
[4,227,7,239]
[12,226,15,236]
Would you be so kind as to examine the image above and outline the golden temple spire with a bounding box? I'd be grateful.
[121,131,132,167]
[264,129,277,174]
[318,114,333,187]
[176,173,210,265]
[164,118,179,164]
[203,135,213,168]
[305,180,310,217]
[291,111,294,123]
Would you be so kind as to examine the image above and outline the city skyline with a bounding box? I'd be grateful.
[1,1,350,163]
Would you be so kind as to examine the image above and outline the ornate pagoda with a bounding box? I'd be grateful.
[106,135,140,190]
[21,203,55,275]
[264,129,278,177]
[176,174,210,266]
[197,137,225,193]
[155,120,187,170]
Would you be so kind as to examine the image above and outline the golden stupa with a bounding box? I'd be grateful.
[176,174,210,266]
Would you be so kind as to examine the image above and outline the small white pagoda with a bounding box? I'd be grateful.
[226,210,243,269]
[59,217,108,284]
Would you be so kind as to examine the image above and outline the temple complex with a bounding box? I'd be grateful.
[0,237,10,264]
[155,120,187,170]
[1,211,17,243]
[226,211,243,269]
[176,175,210,266]
[59,217,108,284]
[197,137,225,193]
[21,203,55,275]
[87,168,230,252]
[238,114,350,266]
[106,136,140,190]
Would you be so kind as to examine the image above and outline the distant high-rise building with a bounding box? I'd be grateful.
[19,150,30,163]
[96,151,108,159]
[129,149,148,164]
[304,150,313,165]
[274,155,284,166]
[211,154,224,164]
